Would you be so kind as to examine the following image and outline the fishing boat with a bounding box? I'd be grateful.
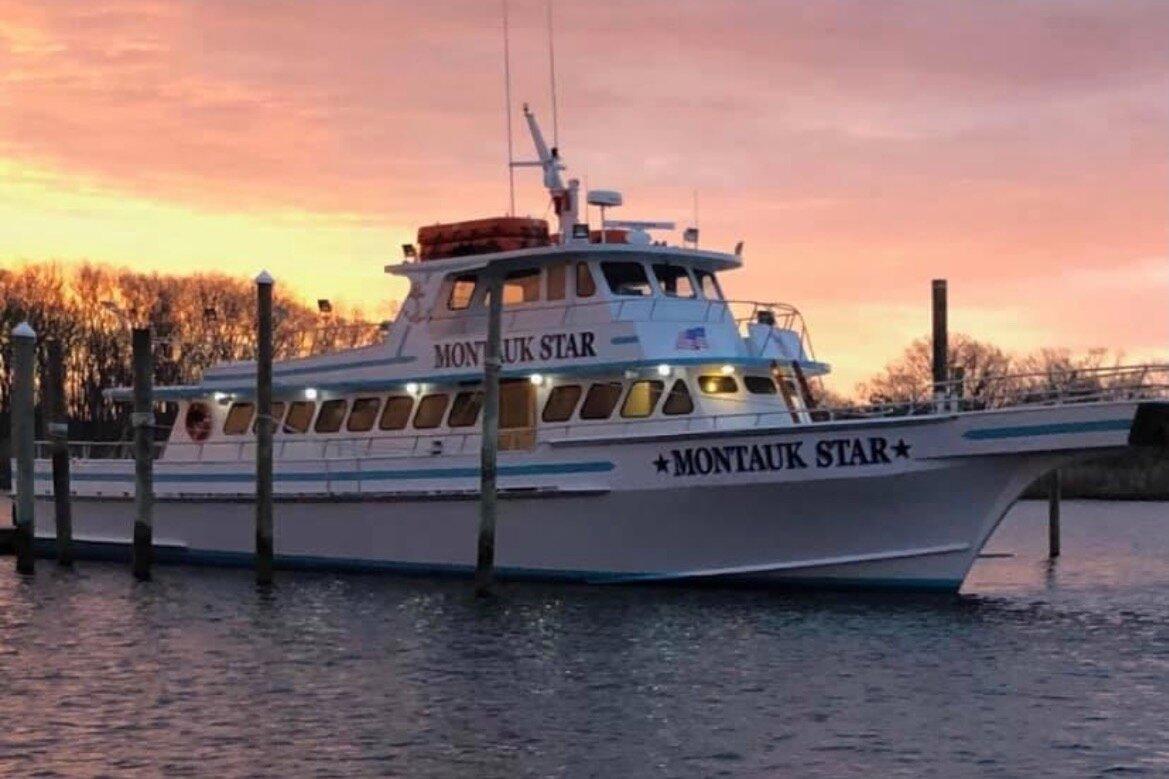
[20,107,1169,591]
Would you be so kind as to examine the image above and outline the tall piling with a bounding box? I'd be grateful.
[931,279,948,405]
[475,272,503,596]
[131,327,154,580]
[45,339,73,566]
[1048,470,1061,558]
[11,322,37,575]
[255,271,275,585]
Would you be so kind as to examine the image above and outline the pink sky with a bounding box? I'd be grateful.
[1,0,1166,392]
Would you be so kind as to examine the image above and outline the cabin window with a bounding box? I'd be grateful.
[346,397,381,432]
[547,262,567,301]
[542,385,582,422]
[744,375,778,395]
[185,402,214,442]
[575,262,596,297]
[379,395,414,430]
[252,401,287,434]
[448,273,478,311]
[284,401,316,434]
[448,391,484,428]
[621,380,664,418]
[652,264,696,298]
[413,393,450,429]
[503,269,541,306]
[580,381,624,419]
[695,270,724,300]
[500,380,535,429]
[314,399,348,433]
[698,375,738,395]
[662,380,695,415]
[224,402,255,435]
[601,262,652,297]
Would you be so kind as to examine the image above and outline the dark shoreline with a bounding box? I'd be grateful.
[1024,449,1169,502]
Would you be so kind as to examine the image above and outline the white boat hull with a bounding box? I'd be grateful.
[25,400,1165,592]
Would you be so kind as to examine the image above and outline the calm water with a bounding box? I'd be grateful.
[2,501,1169,777]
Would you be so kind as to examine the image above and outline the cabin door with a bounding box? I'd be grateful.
[499,379,537,451]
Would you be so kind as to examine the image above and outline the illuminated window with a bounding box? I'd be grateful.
[379,395,414,431]
[314,399,348,433]
[662,380,695,415]
[547,262,567,301]
[284,401,315,434]
[744,376,778,395]
[413,394,450,429]
[621,380,664,418]
[223,402,255,435]
[448,273,478,310]
[503,269,541,306]
[252,401,287,434]
[580,382,624,419]
[575,262,596,297]
[601,262,652,297]
[651,264,696,298]
[695,270,723,300]
[698,375,738,395]
[346,397,381,432]
[500,380,535,429]
[542,385,582,422]
[448,391,484,428]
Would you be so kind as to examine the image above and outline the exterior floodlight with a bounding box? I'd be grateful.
[656,364,672,377]
[720,364,735,375]
[405,382,420,395]
[529,373,544,386]
[305,387,319,400]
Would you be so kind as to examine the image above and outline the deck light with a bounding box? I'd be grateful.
[212,391,228,403]
[529,373,544,386]
[405,382,420,395]
[305,387,318,400]
[656,363,672,377]
[720,364,735,375]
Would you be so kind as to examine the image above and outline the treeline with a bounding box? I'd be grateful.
[0,262,379,441]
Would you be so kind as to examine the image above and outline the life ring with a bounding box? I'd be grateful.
[185,402,213,442]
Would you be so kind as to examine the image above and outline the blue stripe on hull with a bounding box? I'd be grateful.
[963,418,1131,440]
[30,538,962,593]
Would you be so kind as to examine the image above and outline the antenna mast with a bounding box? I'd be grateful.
[547,0,560,149]
[502,0,516,216]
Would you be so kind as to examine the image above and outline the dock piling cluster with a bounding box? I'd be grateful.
[12,322,36,575]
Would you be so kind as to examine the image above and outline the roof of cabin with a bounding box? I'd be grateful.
[385,241,743,278]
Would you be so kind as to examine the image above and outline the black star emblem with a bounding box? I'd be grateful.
[653,454,670,473]
[892,439,912,459]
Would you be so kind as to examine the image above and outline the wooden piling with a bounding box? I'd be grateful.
[255,271,275,586]
[45,339,73,566]
[931,279,948,404]
[475,272,503,596]
[131,327,154,580]
[11,322,37,575]
[1048,470,1061,558]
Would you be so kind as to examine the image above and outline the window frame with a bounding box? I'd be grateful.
[252,401,287,434]
[223,402,255,435]
[662,379,695,415]
[695,269,724,301]
[378,395,415,431]
[620,380,665,419]
[283,400,316,434]
[542,384,583,423]
[601,261,654,298]
[502,268,542,307]
[412,393,451,429]
[651,263,698,299]
[575,262,596,298]
[314,399,348,434]
[447,272,479,311]
[448,390,484,428]
[744,375,778,395]
[579,381,624,420]
[346,397,382,432]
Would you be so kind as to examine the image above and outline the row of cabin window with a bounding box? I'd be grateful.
[448,261,724,311]
[219,373,781,436]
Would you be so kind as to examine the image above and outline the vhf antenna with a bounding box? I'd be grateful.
[547,0,560,149]
[502,0,516,216]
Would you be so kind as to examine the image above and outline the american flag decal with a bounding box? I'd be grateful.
[675,326,708,350]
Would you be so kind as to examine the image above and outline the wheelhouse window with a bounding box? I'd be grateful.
[346,397,381,432]
[542,385,582,422]
[314,399,348,433]
[448,273,478,311]
[413,393,450,429]
[379,395,414,431]
[448,391,484,428]
[652,264,696,298]
[621,380,664,418]
[695,270,723,300]
[252,401,287,434]
[575,262,596,297]
[580,381,624,419]
[503,268,541,306]
[744,375,778,395]
[547,262,567,301]
[223,402,255,435]
[284,401,315,434]
[601,262,652,297]
[662,380,695,415]
[698,375,739,395]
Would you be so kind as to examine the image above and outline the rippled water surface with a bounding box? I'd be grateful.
[2,500,1169,777]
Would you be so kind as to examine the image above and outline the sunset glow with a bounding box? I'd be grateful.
[2,0,1165,391]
